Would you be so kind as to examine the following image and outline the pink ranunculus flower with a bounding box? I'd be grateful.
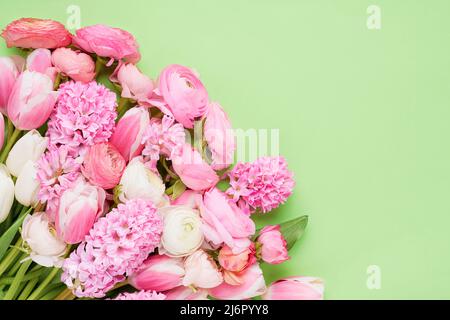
[200,188,255,254]
[172,144,219,191]
[204,102,235,170]
[0,113,4,150]
[257,225,289,264]
[171,190,202,209]
[51,48,95,83]
[262,277,324,300]
[182,250,223,289]
[164,286,208,300]
[113,63,154,103]
[7,70,58,130]
[157,64,209,128]
[129,255,185,292]
[110,106,150,161]
[55,178,106,244]
[1,18,72,49]
[72,24,140,65]
[209,264,267,300]
[81,142,126,189]
[218,243,256,273]
[0,57,21,115]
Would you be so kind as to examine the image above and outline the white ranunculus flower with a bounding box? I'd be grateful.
[21,212,67,267]
[14,160,40,207]
[158,205,204,257]
[6,129,48,177]
[119,157,165,205]
[0,164,15,223]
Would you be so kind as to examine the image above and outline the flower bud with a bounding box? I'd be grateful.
[218,243,256,273]
[21,212,67,267]
[26,48,57,81]
[115,63,153,103]
[158,206,204,257]
[129,255,185,292]
[14,160,40,207]
[257,225,289,264]
[51,48,95,83]
[110,107,150,161]
[183,250,223,289]
[262,277,324,300]
[0,164,14,223]
[0,57,20,115]
[118,157,165,205]
[7,70,58,130]
[6,129,48,177]
[56,178,106,244]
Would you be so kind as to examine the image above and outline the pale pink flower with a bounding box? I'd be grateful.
[46,81,117,156]
[218,243,256,273]
[61,199,163,298]
[26,49,57,81]
[262,277,324,300]
[257,225,289,264]
[0,57,21,115]
[0,114,3,150]
[113,290,166,300]
[164,286,208,300]
[182,250,223,289]
[51,48,95,83]
[112,63,154,103]
[1,18,72,49]
[72,24,140,65]
[227,156,295,213]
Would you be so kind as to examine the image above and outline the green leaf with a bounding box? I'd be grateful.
[278,215,309,250]
[0,208,32,261]
[171,179,187,200]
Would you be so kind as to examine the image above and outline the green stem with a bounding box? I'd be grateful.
[0,238,22,277]
[6,252,27,276]
[95,56,104,76]
[53,73,61,91]
[0,127,21,163]
[6,118,13,141]
[3,259,32,300]
[17,277,39,300]
[27,267,60,300]
[116,97,130,119]
[161,157,178,180]
[39,286,65,300]
[0,268,43,285]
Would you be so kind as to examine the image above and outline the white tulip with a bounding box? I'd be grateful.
[0,164,14,223]
[158,206,204,257]
[119,157,165,205]
[21,212,67,267]
[6,130,48,177]
[14,160,40,207]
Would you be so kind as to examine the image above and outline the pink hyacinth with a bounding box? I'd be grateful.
[46,81,117,157]
[61,199,163,298]
[141,115,185,162]
[226,157,295,214]
[113,290,166,300]
[36,145,81,219]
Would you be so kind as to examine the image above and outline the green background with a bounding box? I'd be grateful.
[1,0,449,299]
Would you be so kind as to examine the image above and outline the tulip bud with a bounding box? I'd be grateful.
[21,212,67,267]
[262,277,324,300]
[26,49,57,81]
[164,286,208,300]
[0,57,20,115]
[7,70,58,130]
[115,63,154,103]
[51,48,95,83]
[182,250,223,289]
[118,157,165,204]
[0,164,15,223]
[6,129,48,177]
[14,160,40,207]
[110,107,150,161]
[257,225,289,264]
[129,255,185,292]
[56,178,106,244]
[158,206,204,258]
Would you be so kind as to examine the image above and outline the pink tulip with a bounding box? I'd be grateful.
[56,178,106,244]
[129,255,185,292]
[0,114,4,150]
[257,225,289,264]
[109,107,149,161]
[262,277,324,300]
[209,264,267,300]
[200,188,255,253]
[113,63,153,103]
[158,64,209,128]
[26,49,57,82]
[172,144,219,191]
[164,286,208,300]
[51,48,95,83]
[171,190,202,209]
[7,70,58,130]
[1,18,72,49]
[182,250,223,289]
[204,102,235,170]
[81,142,126,189]
[0,57,20,115]
[72,24,140,65]
[218,243,256,273]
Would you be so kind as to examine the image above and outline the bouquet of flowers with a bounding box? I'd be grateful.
[0,18,324,300]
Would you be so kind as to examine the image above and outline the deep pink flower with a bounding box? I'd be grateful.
[72,24,140,65]
[61,199,163,298]
[46,81,117,156]
[1,18,72,49]
[227,157,295,213]
[113,290,166,300]
[257,225,289,264]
